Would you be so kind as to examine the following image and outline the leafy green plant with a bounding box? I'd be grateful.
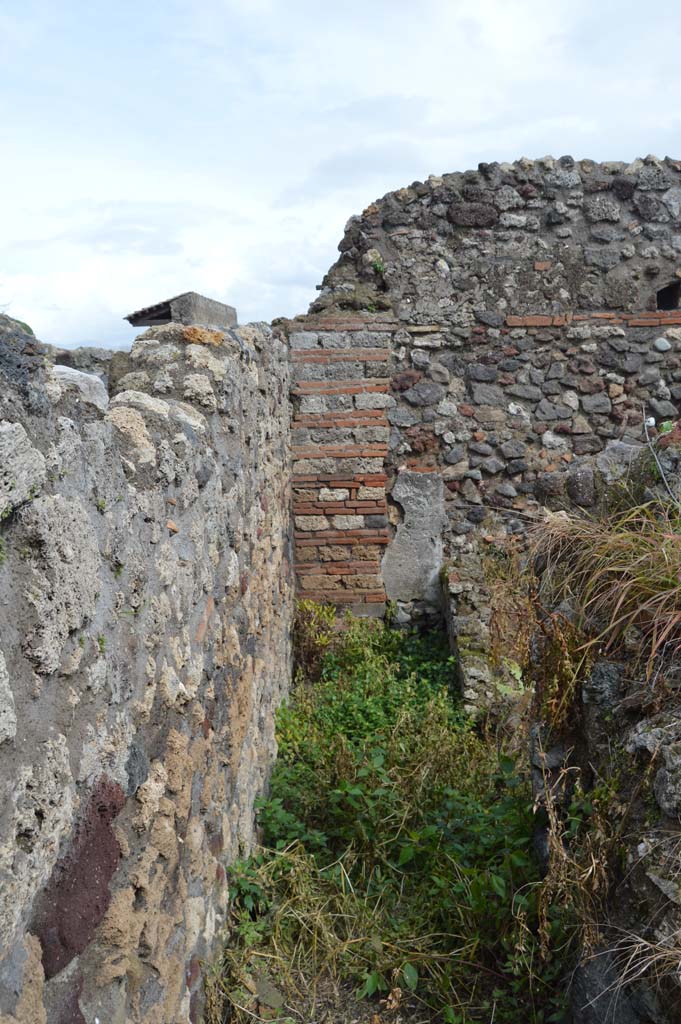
[292,598,336,682]
[11,318,34,336]
[216,613,576,1023]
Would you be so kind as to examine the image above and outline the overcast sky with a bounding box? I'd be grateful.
[2,0,681,349]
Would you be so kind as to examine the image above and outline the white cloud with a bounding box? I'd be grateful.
[1,0,680,347]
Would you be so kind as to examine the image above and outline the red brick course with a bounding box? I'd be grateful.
[505,310,681,329]
[288,306,681,613]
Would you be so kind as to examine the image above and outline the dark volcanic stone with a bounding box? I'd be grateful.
[402,381,446,407]
[474,310,504,327]
[590,224,624,243]
[467,364,498,382]
[480,456,505,474]
[570,950,663,1024]
[507,384,543,401]
[500,440,526,458]
[612,174,636,201]
[469,441,494,456]
[471,383,505,405]
[0,316,50,419]
[634,192,668,221]
[444,445,465,464]
[573,434,605,455]
[582,393,612,415]
[649,398,678,419]
[546,208,567,225]
[125,738,150,796]
[582,661,624,708]
[535,399,572,420]
[567,464,596,507]
[447,202,499,227]
[536,472,566,500]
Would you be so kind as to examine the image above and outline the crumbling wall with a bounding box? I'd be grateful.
[0,315,293,1024]
[284,154,681,1024]
[287,155,681,698]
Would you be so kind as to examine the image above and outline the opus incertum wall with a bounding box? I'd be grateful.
[0,319,293,1024]
[286,155,681,697]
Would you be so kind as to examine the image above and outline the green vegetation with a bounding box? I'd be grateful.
[7,316,34,336]
[210,605,578,1023]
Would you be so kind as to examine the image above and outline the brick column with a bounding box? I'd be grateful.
[287,316,398,613]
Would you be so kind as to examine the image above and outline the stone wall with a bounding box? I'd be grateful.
[0,316,293,1024]
[284,155,681,1022]
[4,153,681,1022]
[286,156,681,692]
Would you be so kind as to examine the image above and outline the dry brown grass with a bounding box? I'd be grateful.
[530,502,681,678]
[482,539,537,673]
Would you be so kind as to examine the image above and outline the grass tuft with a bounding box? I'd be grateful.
[531,502,681,678]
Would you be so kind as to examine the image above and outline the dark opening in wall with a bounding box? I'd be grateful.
[656,281,681,310]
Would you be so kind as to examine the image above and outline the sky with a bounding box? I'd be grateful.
[1,0,681,350]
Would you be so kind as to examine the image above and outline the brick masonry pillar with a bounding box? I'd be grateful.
[286,315,399,613]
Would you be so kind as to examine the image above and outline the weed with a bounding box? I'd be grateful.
[527,612,593,737]
[95,498,106,513]
[384,599,398,626]
[292,599,336,683]
[216,613,576,1023]
[372,258,386,275]
[482,538,537,672]
[531,503,681,678]
[11,318,34,336]
[97,635,106,655]
[0,537,5,567]
[535,760,614,957]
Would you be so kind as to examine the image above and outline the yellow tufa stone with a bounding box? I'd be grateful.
[182,325,224,347]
